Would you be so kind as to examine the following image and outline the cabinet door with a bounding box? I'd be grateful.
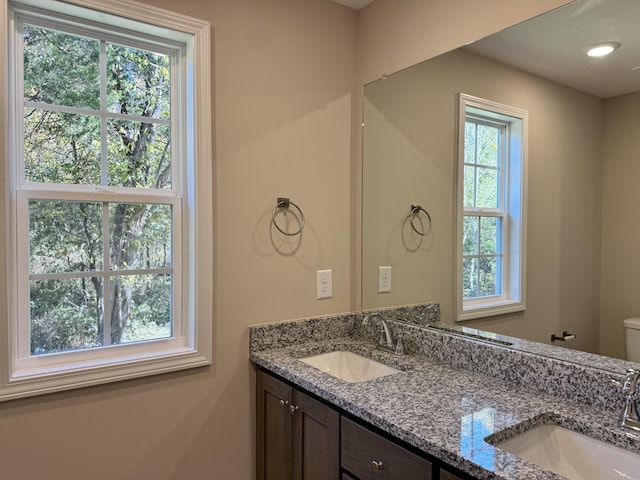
[293,389,340,480]
[440,468,465,480]
[257,370,293,480]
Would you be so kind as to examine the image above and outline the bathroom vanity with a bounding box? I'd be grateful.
[256,368,467,479]
[250,310,640,480]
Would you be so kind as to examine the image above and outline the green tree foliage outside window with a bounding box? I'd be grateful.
[23,24,174,354]
[462,120,503,299]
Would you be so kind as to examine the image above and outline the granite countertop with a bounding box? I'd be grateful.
[249,313,640,480]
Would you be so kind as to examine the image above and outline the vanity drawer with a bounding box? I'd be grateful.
[341,417,433,479]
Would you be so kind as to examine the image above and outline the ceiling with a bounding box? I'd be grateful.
[331,0,374,10]
[464,0,640,99]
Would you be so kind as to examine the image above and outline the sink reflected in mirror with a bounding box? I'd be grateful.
[491,423,640,480]
[300,350,401,383]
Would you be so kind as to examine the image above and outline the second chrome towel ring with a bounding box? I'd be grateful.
[409,204,432,236]
[272,197,305,236]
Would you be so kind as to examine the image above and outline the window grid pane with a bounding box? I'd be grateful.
[462,116,506,301]
[114,273,172,345]
[109,203,172,271]
[29,200,103,274]
[462,214,504,299]
[27,199,173,352]
[479,217,500,256]
[107,43,171,120]
[463,257,478,299]
[107,119,172,189]
[463,165,476,208]
[476,124,499,167]
[23,24,100,109]
[463,119,503,210]
[22,25,172,190]
[463,253,503,299]
[476,167,498,208]
[24,109,102,184]
[464,121,476,165]
[30,276,103,355]
[463,216,479,256]
[478,256,500,297]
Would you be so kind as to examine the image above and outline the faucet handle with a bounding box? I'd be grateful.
[624,368,640,381]
[422,303,441,323]
[622,368,640,396]
[395,335,405,356]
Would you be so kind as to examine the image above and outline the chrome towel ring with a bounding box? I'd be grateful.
[272,197,305,236]
[409,204,432,236]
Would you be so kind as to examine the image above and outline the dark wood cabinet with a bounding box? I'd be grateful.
[341,416,432,479]
[257,370,292,480]
[439,469,465,480]
[257,369,477,480]
[256,370,340,480]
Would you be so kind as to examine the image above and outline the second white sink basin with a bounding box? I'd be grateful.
[493,423,640,480]
[300,350,400,383]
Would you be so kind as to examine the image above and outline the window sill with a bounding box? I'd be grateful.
[457,300,525,322]
[2,346,210,402]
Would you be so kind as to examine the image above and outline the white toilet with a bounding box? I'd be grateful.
[624,318,640,361]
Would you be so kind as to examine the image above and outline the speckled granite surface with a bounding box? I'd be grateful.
[249,311,640,480]
[365,303,640,375]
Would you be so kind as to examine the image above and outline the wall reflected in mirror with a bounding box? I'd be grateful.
[362,0,640,361]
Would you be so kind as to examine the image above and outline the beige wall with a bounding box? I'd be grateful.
[0,1,581,479]
[362,49,604,352]
[600,91,640,359]
[357,0,571,85]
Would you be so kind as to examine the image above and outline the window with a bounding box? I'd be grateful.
[456,94,527,321]
[0,0,212,400]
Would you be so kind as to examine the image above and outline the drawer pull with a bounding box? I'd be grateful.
[371,460,384,472]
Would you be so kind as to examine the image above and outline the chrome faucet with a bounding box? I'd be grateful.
[620,368,640,432]
[420,303,441,325]
[363,313,404,355]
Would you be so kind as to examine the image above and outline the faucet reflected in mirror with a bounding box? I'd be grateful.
[361,0,640,364]
[620,368,640,432]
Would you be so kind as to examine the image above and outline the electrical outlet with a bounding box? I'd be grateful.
[378,266,391,293]
[316,269,333,299]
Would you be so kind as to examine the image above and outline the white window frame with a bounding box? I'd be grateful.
[456,93,527,322]
[0,0,212,401]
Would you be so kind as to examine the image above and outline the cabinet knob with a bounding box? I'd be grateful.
[289,404,299,415]
[371,460,384,472]
[279,399,289,408]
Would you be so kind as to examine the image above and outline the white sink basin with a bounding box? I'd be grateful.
[494,423,640,480]
[300,350,400,383]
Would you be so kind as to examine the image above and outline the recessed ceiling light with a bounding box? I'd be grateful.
[587,41,621,57]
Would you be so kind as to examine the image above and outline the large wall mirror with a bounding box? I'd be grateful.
[362,0,640,361]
